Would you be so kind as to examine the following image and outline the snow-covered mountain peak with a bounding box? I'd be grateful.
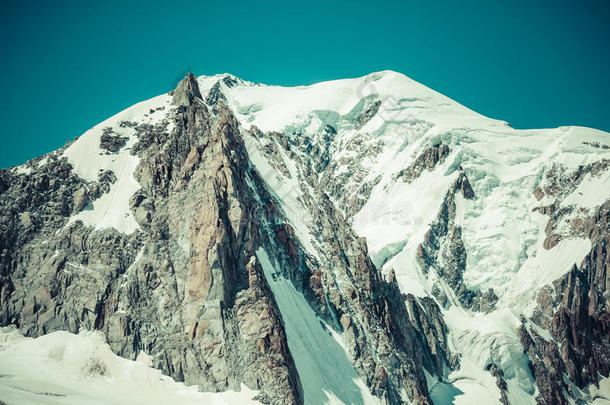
[199,70,510,135]
[2,71,609,405]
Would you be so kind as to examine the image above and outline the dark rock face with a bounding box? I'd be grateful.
[171,72,203,107]
[100,127,128,153]
[396,142,450,183]
[246,143,457,402]
[487,363,509,405]
[355,100,381,129]
[72,187,88,212]
[206,81,227,107]
[0,76,301,403]
[416,170,496,312]
[536,160,610,250]
[0,170,9,195]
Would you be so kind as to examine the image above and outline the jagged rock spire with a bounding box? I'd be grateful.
[171,73,202,106]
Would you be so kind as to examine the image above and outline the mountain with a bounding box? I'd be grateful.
[0,70,609,405]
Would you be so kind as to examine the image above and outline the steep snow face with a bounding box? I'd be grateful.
[63,94,173,234]
[204,70,610,404]
[0,327,260,405]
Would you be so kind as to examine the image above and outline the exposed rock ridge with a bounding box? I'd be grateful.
[171,72,203,107]
[416,169,497,312]
[243,119,458,402]
[534,159,609,250]
[395,142,450,183]
[355,100,382,129]
[521,198,610,404]
[0,75,302,404]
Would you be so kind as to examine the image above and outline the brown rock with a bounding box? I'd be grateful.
[172,73,202,107]
[72,188,88,212]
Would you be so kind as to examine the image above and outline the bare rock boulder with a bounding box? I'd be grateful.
[72,188,88,212]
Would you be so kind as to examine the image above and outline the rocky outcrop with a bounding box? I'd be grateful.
[308,194,456,403]
[100,127,128,153]
[249,127,291,178]
[253,165,456,403]
[206,81,228,107]
[171,72,202,107]
[487,363,509,405]
[72,187,88,212]
[416,169,494,311]
[321,131,385,216]
[120,80,301,402]
[535,160,610,249]
[396,142,450,183]
[355,100,381,129]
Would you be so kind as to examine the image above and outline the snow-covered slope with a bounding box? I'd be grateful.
[256,249,378,405]
[0,327,260,405]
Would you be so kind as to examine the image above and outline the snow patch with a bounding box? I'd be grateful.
[562,170,610,209]
[13,165,32,175]
[509,237,591,312]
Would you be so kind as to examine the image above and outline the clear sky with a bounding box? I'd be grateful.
[1,0,608,168]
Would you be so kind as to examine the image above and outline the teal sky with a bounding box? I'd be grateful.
[1,0,609,168]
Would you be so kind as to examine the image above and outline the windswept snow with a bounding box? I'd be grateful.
[430,358,503,405]
[217,70,500,134]
[256,248,379,405]
[440,307,536,404]
[0,327,260,405]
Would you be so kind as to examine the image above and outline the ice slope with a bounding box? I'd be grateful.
[0,327,260,405]
[207,70,610,404]
[256,249,379,405]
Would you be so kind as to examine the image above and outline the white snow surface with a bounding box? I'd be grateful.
[0,327,260,405]
[562,169,610,209]
[588,375,610,405]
